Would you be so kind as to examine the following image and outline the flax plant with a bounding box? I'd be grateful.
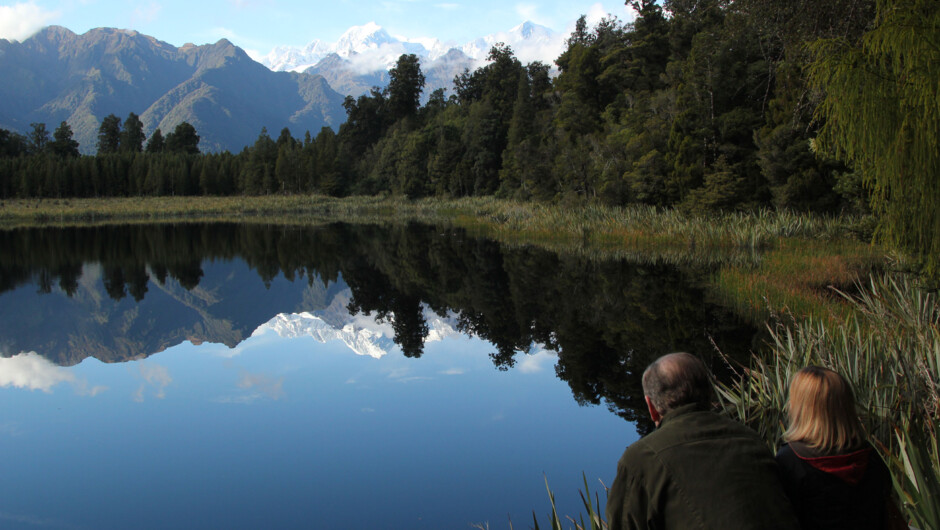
[716,273,940,528]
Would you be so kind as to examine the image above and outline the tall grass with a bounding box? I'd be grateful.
[716,273,940,529]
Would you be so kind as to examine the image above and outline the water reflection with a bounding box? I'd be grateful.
[0,222,759,433]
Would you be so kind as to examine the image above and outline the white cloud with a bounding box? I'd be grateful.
[517,349,558,374]
[237,371,285,400]
[441,368,464,375]
[0,2,59,42]
[435,3,459,10]
[0,352,74,392]
[133,362,172,401]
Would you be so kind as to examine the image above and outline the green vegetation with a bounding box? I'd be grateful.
[810,0,940,278]
[718,274,940,528]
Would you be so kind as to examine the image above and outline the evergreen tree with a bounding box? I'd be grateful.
[120,112,146,153]
[146,129,165,153]
[97,114,122,154]
[28,123,50,154]
[165,122,200,154]
[50,121,80,158]
[387,54,426,122]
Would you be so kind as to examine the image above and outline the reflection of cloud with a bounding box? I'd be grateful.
[0,352,74,392]
[237,371,285,400]
[73,380,108,397]
[0,510,77,529]
[517,350,558,374]
[0,423,24,437]
[386,367,432,383]
[133,363,172,402]
[0,2,60,41]
[212,394,264,405]
[361,408,375,413]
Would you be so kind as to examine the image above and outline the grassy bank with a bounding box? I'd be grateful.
[718,274,940,529]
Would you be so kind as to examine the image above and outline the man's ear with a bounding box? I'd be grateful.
[645,395,662,426]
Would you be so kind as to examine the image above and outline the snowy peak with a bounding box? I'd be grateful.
[259,20,561,73]
[253,288,463,358]
[334,22,396,56]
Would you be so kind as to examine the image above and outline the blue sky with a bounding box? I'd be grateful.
[0,0,636,56]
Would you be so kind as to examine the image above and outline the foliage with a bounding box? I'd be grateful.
[809,0,940,279]
[716,274,940,528]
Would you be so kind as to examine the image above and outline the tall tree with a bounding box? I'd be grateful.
[809,0,940,276]
[387,54,426,122]
[120,112,146,153]
[146,129,165,153]
[28,122,50,154]
[97,114,122,154]
[165,122,200,154]
[50,121,80,157]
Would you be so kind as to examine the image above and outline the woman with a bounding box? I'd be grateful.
[775,366,905,530]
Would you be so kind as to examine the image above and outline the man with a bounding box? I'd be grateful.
[606,352,800,530]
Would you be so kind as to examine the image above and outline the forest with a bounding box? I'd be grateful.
[0,0,936,274]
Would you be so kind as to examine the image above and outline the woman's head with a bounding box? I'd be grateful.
[784,366,864,452]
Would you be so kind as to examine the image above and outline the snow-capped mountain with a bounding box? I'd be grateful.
[253,288,463,358]
[257,20,562,99]
[259,20,562,75]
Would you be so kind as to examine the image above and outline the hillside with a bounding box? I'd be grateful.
[0,26,347,153]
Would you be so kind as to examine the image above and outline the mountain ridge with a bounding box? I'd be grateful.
[0,26,347,153]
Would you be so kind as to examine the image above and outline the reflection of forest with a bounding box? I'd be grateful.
[0,223,758,432]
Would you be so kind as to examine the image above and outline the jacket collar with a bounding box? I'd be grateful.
[789,441,872,484]
[658,402,708,427]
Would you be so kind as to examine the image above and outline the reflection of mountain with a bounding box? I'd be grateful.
[0,222,761,435]
[0,260,347,366]
[256,289,461,358]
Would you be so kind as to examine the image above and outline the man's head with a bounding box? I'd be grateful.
[642,352,714,424]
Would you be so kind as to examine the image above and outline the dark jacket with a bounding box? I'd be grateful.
[606,403,800,530]
[775,441,894,530]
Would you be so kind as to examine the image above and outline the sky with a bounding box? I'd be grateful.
[0,0,637,58]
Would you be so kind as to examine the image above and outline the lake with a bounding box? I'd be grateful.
[0,222,758,529]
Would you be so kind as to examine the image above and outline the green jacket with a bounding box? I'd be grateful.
[605,403,800,530]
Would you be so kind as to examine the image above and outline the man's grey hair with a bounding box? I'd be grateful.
[641,352,714,415]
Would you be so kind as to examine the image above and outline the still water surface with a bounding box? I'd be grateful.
[0,223,757,529]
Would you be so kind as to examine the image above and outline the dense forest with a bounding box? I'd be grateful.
[1,0,936,272]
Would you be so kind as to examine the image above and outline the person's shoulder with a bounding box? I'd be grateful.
[618,432,664,468]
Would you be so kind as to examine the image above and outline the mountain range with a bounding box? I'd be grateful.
[0,26,347,153]
[0,21,562,153]
[259,21,562,98]
[0,259,462,366]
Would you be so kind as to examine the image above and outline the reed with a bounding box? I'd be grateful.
[716,273,940,529]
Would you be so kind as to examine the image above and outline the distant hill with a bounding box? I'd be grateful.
[0,26,348,153]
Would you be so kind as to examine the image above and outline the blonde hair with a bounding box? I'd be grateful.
[784,366,864,452]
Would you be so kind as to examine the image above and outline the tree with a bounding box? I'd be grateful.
[97,114,122,154]
[28,122,50,154]
[165,122,200,154]
[809,0,940,276]
[0,129,29,157]
[146,129,165,153]
[50,121,80,157]
[120,112,145,153]
[387,53,426,121]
